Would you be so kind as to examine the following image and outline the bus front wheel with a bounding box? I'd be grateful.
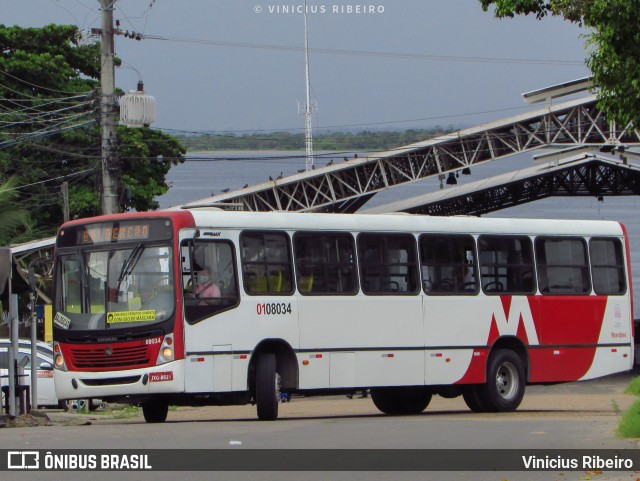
[256,352,279,421]
[142,399,168,423]
[370,387,432,415]
[478,349,525,412]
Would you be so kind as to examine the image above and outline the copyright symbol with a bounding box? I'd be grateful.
[254,5,262,13]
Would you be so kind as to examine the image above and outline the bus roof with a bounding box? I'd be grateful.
[59,209,624,238]
[186,209,624,238]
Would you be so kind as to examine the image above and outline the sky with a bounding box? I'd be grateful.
[3,0,591,134]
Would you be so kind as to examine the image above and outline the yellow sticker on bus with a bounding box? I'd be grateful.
[107,310,156,323]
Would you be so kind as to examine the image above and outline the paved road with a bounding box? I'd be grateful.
[1,370,639,481]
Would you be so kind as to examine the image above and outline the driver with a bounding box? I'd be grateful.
[195,268,221,300]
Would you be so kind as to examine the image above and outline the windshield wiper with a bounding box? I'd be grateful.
[116,243,145,293]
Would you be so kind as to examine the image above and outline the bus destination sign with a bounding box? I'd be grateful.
[80,224,150,244]
[57,219,173,247]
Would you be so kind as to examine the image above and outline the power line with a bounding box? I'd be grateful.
[0,67,96,95]
[0,101,96,129]
[156,104,533,137]
[0,119,96,149]
[140,33,584,66]
[4,165,98,193]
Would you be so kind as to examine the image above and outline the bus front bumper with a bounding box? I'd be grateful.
[54,360,185,401]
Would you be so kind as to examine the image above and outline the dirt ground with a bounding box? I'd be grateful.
[38,370,638,426]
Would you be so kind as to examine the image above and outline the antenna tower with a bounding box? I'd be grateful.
[301,0,317,171]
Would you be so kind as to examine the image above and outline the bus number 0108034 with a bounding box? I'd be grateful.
[256,303,292,315]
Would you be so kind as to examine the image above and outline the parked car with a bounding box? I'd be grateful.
[0,338,60,409]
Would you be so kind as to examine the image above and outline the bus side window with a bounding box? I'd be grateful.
[419,234,478,295]
[293,232,358,295]
[357,233,419,295]
[478,235,535,295]
[182,240,240,323]
[240,231,294,296]
[535,237,590,295]
[589,238,626,295]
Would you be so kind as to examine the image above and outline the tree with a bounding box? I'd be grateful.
[0,24,185,238]
[479,0,640,128]
[0,177,33,246]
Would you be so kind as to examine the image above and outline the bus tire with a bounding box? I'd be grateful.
[142,399,168,423]
[256,352,279,421]
[462,385,487,412]
[370,387,432,415]
[478,349,525,412]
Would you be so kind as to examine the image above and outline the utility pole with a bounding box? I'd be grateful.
[99,0,119,215]
[61,181,69,222]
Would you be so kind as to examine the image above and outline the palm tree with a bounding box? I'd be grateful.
[0,177,32,246]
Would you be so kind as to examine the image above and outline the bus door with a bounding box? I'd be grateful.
[179,231,242,393]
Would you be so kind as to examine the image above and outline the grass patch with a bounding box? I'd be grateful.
[97,404,140,419]
[617,398,640,438]
[112,405,140,419]
[611,399,620,414]
[624,376,640,396]
[93,404,178,418]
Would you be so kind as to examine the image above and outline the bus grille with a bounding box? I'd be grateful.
[69,345,151,369]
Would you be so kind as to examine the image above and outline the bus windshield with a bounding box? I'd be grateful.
[54,245,174,331]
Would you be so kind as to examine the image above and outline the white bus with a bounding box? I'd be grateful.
[52,210,634,422]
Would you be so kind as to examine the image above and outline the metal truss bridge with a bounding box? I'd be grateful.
[179,94,640,214]
[362,153,640,216]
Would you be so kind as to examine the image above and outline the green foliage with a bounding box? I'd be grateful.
[617,398,640,438]
[0,24,185,240]
[479,0,552,19]
[583,1,640,128]
[0,176,32,246]
[119,126,185,212]
[617,376,640,438]
[479,0,640,127]
[624,376,640,396]
[177,127,455,153]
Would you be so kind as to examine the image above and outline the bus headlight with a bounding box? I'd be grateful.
[53,343,67,371]
[156,334,175,364]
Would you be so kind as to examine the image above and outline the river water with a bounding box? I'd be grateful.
[157,150,640,317]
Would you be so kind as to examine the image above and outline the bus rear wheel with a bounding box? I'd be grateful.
[370,387,432,415]
[256,352,279,421]
[478,349,525,412]
[462,385,488,412]
[142,399,168,423]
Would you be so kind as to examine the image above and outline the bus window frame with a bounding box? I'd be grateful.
[357,232,420,296]
[589,237,627,296]
[239,230,295,296]
[535,236,591,296]
[293,231,359,296]
[478,235,536,296]
[419,233,480,296]
[182,238,241,324]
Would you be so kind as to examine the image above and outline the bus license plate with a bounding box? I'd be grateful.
[149,372,173,382]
